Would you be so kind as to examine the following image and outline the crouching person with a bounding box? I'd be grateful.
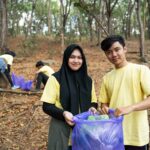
[33,60,54,91]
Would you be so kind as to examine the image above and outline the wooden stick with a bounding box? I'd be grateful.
[0,88,42,95]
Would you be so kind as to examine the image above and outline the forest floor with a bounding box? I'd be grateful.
[0,36,150,150]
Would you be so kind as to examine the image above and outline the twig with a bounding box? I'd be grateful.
[18,104,41,147]
[0,102,22,112]
[0,89,42,95]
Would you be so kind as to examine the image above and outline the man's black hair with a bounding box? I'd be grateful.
[36,61,44,67]
[101,35,125,51]
[5,50,16,57]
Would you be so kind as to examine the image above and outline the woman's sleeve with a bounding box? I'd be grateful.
[41,76,65,121]
[42,102,65,121]
[41,76,58,104]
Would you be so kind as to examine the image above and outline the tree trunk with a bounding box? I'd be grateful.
[0,0,7,49]
[122,16,126,38]
[47,0,52,36]
[77,0,109,36]
[60,6,65,49]
[27,0,36,36]
[96,0,104,45]
[77,17,82,41]
[147,0,150,39]
[126,0,135,39]
[59,0,71,49]
[136,0,145,60]
[105,0,118,34]
[88,16,93,44]
[0,1,2,48]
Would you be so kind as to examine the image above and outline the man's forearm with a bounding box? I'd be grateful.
[132,95,150,111]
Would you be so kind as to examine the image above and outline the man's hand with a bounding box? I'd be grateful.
[63,111,74,126]
[114,106,134,117]
[98,103,109,114]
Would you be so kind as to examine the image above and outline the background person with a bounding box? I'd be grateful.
[0,50,19,90]
[33,60,54,91]
[41,44,97,150]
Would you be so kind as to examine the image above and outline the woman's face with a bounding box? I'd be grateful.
[68,49,83,71]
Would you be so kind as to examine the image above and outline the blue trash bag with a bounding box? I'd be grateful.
[17,76,24,86]
[12,73,19,86]
[21,80,33,91]
[72,110,124,150]
[19,80,33,91]
[11,73,33,91]
[20,78,25,89]
[12,73,24,87]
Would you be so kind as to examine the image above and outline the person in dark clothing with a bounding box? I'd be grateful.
[41,44,97,150]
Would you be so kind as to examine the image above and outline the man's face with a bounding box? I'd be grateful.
[105,41,127,68]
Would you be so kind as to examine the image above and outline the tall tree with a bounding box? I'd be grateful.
[47,0,52,36]
[27,0,36,36]
[96,0,105,44]
[74,0,109,37]
[147,0,150,39]
[126,0,135,39]
[0,0,7,49]
[0,1,2,48]
[59,0,72,48]
[136,0,145,61]
[105,0,119,34]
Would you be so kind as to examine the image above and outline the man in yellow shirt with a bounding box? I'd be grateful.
[33,60,54,91]
[98,35,150,150]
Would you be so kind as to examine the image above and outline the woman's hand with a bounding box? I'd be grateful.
[89,107,97,114]
[63,111,75,126]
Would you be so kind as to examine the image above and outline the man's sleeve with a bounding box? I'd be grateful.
[140,65,150,96]
[98,78,109,104]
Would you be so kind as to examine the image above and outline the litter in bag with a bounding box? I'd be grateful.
[88,114,109,121]
[12,73,33,91]
[72,109,124,150]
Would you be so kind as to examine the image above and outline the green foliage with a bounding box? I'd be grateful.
[7,2,32,12]
[4,0,150,42]
[74,1,99,15]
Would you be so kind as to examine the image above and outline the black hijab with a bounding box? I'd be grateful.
[53,44,92,115]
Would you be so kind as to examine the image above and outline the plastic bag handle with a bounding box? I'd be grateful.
[108,109,115,114]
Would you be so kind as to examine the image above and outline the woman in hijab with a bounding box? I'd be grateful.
[41,44,97,150]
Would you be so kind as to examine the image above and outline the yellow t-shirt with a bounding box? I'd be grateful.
[38,65,54,77]
[41,75,97,108]
[0,54,13,65]
[98,63,150,146]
